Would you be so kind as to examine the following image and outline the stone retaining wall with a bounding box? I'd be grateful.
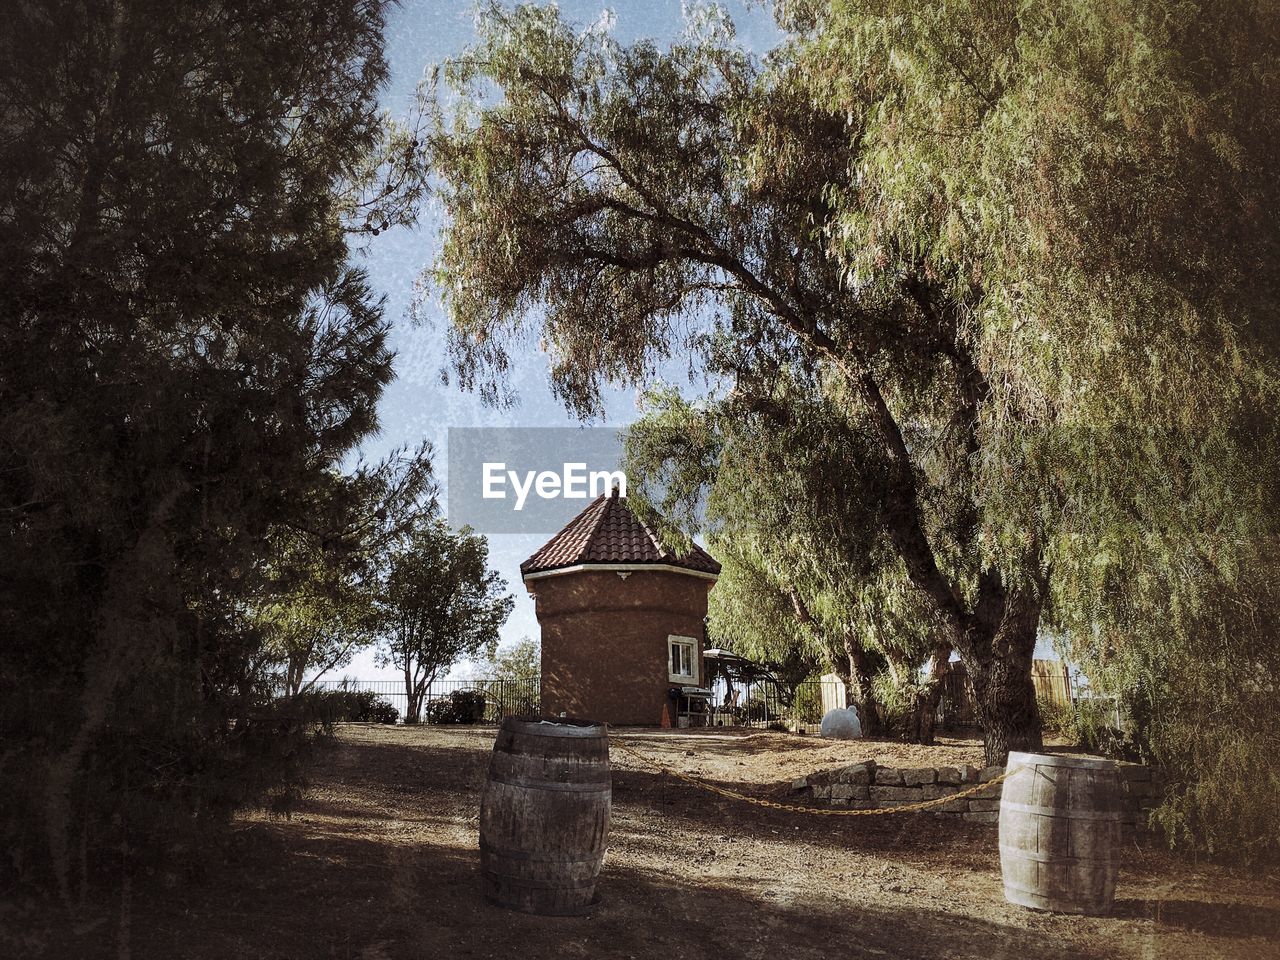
[790,760,1165,829]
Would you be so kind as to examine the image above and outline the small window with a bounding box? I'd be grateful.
[668,635,698,684]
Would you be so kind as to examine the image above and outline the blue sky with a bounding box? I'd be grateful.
[336,2,783,679]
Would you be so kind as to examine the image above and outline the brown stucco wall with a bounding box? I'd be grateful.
[527,568,715,725]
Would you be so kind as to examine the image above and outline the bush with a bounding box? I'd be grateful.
[792,680,825,725]
[869,672,912,739]
[1,673,327,893]
[1037,696,1078,742]
[425,689,487,724]
[339,690,400,724]
[739,695,782,724]
[1149,696,1280,866]
[478,678,540,721]
[292,689,399,724]
[1074,697,1146,762]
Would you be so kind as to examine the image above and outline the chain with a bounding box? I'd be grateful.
[610,737,1016,816]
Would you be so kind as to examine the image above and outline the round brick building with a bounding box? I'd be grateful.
[522,489,720,726]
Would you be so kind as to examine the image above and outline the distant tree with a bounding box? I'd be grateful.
[258,446,438,694]
[259,547,378,697]
[476,636,542,717]
[376,519,513,723]
[0,0,423,895]
[478,636,541,685]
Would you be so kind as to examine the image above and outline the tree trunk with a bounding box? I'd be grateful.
[842,630,881,736]
[803,321,1047,765]
[904,643,951,745]
[287,652,306,697]
[958,585,1044,765]
[404,663,421,724]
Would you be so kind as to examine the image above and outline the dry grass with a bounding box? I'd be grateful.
[5,724,1279,959]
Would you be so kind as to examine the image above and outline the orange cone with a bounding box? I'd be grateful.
[660,702,672,728]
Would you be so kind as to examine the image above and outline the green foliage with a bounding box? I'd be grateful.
[792,679,825,725]
[375,518,514,722]
[1034,695,1126,755]
[625,382,947,739]
[1068,555,1280,864]
[868,672,913,740]
[1151,722,1280,868]
[295,689,400,725]
[424,690,487,725]
[257,534,381,697]
[0,0,420,895]
[790,0,1280,430]
[422,0,1280,853]
[1061,699,1131,761]
[255,445,438,695]
[1035,697,1079,743]
[792,3,1280,855]
[475,637,542,717]
[739,694,784,726]
[421,0,1048,764]
[477,637,541,685]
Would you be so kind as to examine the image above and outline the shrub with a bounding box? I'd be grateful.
[739,694,782,724]
[1037,696,1078,742]
[478,677,540,721]
[869,672,913,739]
[792,680,825,725]
[291,689,399,725]
[342,690,400,724]
[424,689,487,724]
[1073,696,1146,762]
[1149,698,1280,866]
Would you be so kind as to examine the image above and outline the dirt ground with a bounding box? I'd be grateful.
[7,724,1280,959]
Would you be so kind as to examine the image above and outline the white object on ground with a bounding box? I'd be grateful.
[820,706,863,740]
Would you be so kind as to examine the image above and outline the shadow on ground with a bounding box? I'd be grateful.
[6,728,1276,960]
[1114,898,1280,939]
[6,829,1101,960]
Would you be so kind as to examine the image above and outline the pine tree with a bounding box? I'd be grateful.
[0,0,423,894]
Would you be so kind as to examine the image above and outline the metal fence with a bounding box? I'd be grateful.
[298,678,540,725]
[698,679,844,731]
[293,667,1080,730]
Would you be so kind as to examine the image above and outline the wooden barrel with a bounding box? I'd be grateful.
[999,751,1123,916]
[479,716,611,916]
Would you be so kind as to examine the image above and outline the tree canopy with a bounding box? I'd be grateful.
[422,0,1280,859]
[0,0,423,894]
[423,0,1052,762]
[376,518,514,722]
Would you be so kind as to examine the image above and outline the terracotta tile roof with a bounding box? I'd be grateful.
[521,490,720,578]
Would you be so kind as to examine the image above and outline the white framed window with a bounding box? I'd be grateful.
[668,635,698,684]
